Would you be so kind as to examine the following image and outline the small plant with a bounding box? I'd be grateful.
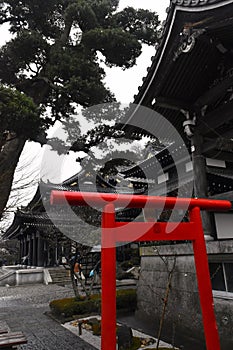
[92,322,101,336]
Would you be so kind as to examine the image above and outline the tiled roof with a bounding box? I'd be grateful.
[171,0,225,6]
[132,0,233,144]
[135,0,233,104]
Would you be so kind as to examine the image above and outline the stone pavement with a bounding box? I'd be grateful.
[0,284,96,350]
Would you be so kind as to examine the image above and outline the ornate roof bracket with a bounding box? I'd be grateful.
[173,28,206,61]
[182,110,196,139]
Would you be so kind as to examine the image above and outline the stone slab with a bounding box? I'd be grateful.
[63,315,179,349]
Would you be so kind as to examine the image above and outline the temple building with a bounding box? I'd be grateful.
[3,169,142,267]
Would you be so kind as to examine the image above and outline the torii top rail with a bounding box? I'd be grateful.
[51,191,231,350]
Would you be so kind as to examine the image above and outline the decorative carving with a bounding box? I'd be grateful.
[174,28,205,60]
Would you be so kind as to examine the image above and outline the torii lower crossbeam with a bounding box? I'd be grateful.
[50,191,231,350]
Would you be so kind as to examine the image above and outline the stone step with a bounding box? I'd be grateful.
[48,268,71,285]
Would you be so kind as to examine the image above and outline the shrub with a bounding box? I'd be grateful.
[116,289,137,312]
[49,289,137,318]
[92,322,101,336]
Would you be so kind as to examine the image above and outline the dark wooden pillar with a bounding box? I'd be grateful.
[32,233,37,266]
[37,234,44,267]
[191,131,213,238]
[44,240,48,267]
[28,235,33,266]
[19,239,22,263]
[19,229,23,263]
[23,235,27,257]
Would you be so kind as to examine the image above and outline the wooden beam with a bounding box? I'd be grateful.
[204,149,233,162]
[203,137,233,152]
[194,75,233,109]
[207,151,233,162]
[216,138,233,152]
[219,128,233,139]
[153,96,191,111]
[197,100,233,135]
[203,137,233,161]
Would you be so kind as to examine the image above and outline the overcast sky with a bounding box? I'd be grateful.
[105,0,169,103]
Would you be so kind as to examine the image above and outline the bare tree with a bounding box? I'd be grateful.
[138,246,177,349]
[0,144,40,233]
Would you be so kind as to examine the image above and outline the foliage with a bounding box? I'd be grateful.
[0,238,19,264]
[91,321,101,336]
[116,289,137,310]
[125,337,141,350]
[113,7,161,46]
[0,85,42,139]
[82,28,141,69]
[0,1,161,220]
[0,0,161,122]
[49,288,137,317]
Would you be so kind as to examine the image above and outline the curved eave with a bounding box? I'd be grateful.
[3,213,21,240]
[133,0,233,138]
[135,0,233,105]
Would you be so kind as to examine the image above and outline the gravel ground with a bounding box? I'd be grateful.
[0,284,96,350]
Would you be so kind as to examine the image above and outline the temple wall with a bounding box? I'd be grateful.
[137,242,233,350]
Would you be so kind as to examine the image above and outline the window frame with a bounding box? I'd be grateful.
[209,257,233,299]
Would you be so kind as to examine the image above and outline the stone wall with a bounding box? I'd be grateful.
[136,241,233,350]
[0,266,45,286]
[15,269,44,285]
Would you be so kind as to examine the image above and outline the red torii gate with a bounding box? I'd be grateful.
[50,191,231,350]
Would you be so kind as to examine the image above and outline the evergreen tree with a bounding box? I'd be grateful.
[0,0,161,218]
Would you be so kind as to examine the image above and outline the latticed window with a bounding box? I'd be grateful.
[209,262,233,293]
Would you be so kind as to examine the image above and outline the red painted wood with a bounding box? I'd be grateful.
[190,207,221,350]
[101,204,116,350]
[114,222,196,241]
[50,190,231,350]
[50,190,231,211]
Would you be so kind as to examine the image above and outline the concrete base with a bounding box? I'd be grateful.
[0,266,45,286]
[137,241,233,350]
[16,269,44,285]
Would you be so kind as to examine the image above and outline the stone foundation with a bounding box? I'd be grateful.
[137,241,233,350]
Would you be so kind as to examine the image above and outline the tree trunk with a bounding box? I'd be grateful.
[0,135,26,219]
[70,269,80,299]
